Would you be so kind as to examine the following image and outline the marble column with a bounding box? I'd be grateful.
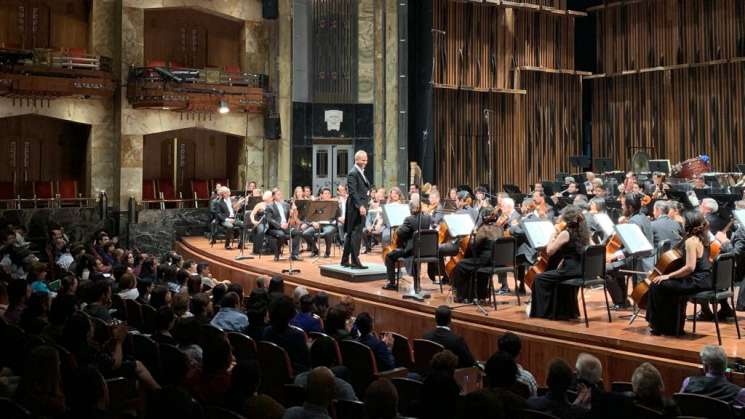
[383,0,398,188]
[373,0,385,187]
[241,21,270,75]
[89,121,117,197]
[358,0,374,104]
[119,135,144,208]
[276,0,293,194]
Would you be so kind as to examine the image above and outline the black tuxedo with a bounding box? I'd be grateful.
[264,201,301,258]
[342,165,371,265]
[384,213,433,285]
[422,326,476,368]
[210,197,243,248]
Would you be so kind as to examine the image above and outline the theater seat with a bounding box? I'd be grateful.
[0,182,15,200]
[57,179,78,199]
[158,179,176,200]
[191,179,210,200]
[33,181,54,199]
[147,60,167,68]
[142,179,158,201]
[224,65,241,74]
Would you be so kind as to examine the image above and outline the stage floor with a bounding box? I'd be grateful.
[177,236,745,388]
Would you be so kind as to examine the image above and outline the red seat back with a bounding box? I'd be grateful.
[57,180,77,199]
[34,181,53,199]
[158,179,176,200]
[191,179,210,199]
[0,182,14,200]
[142,180,157,200]
[224,65,241,74]
[147,60,167,67]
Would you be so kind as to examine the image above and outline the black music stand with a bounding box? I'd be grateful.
[503,184,521,194]
[570,155,592,171]
[610,224,654,324]
[594,158,614,173]
[236,196,263,260]
[667,189,698,209]
[648,160,671,175]
[304,201,339,262]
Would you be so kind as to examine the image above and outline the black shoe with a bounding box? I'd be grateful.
[350,263,368,270]
[310,251,319,257]
[323,253,331,258]
[686,310,715,322]
[382,283,398,291]
[363,247,371,254]
[341,261,351,267]
[290,255,303,261]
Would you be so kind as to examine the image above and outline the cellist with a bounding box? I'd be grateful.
[450,207,501,303]
[382,199,432,291]
[431,190,479,284]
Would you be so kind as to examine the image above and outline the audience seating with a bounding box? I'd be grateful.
[191,179,211,204]
[142,179,159,208]
[124,299,144,330]
[0,397,31,419]
[33,180,54,200]
[257,341,294,404]
[159,344,190,387]
[673,392,734,419]
[111,294,127,321]
[690,253,741,345]
[332,399,365,419]
[558,244,611,328]
[57,179,78,200]
[90,315,112,344]
[310,333,343,367]
[203,405,247,419]
[412,338,444,373]
[339,340,408,397]
[132,334,161,379]
[611,381,634,393]
[391,377,423,417]
[633,403,667,418]
[158,178,177,201]
[106,376,139,413]
[140,304,157,334]
[201,324,226,344]
[226,332,257,362]
[386,331,414,370]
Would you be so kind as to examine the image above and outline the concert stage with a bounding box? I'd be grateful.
[176,236,745,394]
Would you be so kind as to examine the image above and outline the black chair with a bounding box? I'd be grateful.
[140,304,157,334]
[558,244,612,327]
[391,377,423,417]
[673,392,734,419]
[409,230,443,293]
[200,324,226,346]
[633,402,665,418]
[257,341,294,404]
[283,383,306,407]
[339,340,408,397]
[476,237,518,308]
[111,294,127,321]
[203,405,247,419]
[385,331,414,370]
[689,253,741,345]
[412,338,444,374]
[124,299,143,330]
[132,334,161,379]
[227,332,257,362]
[0,396,31,419]
[333,399,365,419]
[158,344,190,386]
[522,409,561,419]
[310,333,343,367]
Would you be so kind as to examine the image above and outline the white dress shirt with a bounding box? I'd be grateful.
[276,202,287,224]
[223,198,235,218]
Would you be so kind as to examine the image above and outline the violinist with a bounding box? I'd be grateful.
[363,188,386,253]
[700,198,728,236]
[265,188,303,261]
[586,197,608,243]
[450,209,501,303]
[494,197,521,295]
[529,205,589,320]
[426,190,445,226]
[292,186,305,201]
[212,186,243,250]
[606,193,654,310]
[532,191,555,221]
[303,185,315,200]
[383,199,432,291]
[646,211,722,336]
[474,186,493,211]
[717,200,745,310]
[248,191,274,255]
[650,172,670,200]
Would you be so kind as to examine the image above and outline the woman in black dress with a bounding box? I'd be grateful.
[530,205,590,320]
[646,211,712,336]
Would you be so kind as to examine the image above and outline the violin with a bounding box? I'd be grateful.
[524,221,567,290]
[289,203,302,228]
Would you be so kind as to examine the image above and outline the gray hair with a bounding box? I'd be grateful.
[702,198,719,213]
[632,362,664,400]
[409,197,421,212]
[293,286,309,304]
[653,200,670,213]
[700,344,728,374]
[502,197,515,210]
[576,353,602,384]
[354,150,367,161]
[218,186,230,195]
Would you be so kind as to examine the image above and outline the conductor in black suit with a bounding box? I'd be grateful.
[383,199,433,290]
[422,305,476,368]
[341,150,371,269]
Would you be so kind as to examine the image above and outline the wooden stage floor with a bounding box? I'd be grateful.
[177,236,745,391]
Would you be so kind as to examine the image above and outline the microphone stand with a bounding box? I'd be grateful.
[403,210,431,302]
[282,204,300,275]
[235,198,255,261]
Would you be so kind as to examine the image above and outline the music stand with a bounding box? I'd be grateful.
[737,164,745,174]
[667,189,698,209]
[612,223,654,324]
[236,196,263,260]
[503,184,521,194]
[648,160,671,175]
[570,155,592,171]
[383,203,411,227]
[304,200,339,262]
[594,158,614,173]
[443,199,457,211]
[523,221,556,249]
[442,213,476,237]
[593,212,615,242]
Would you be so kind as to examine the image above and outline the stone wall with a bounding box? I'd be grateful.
[0,207,112,251]
[129,208,211,256]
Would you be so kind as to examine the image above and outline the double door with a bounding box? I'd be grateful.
[312,144,353,195]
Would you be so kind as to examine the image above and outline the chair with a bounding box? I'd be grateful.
[0,397,31,419]
[159,344,190,386]
[33,180,54,199]
[407,230,443,293]
[224,65,241,74]
[142,179,158,208]
[90,316,111,343]
[158,178,177,200]
[333,399,365,419]
[476,237,518,308]
[611,381,634,394]
[132,334,161,378]
[633,402,666,418]
[522,409,561,419]
[140,304,157,334]
[310,333,343,367]
[283,383,306,407]
[203,406,247,419]
[124,299,143,330]
[0,181,15,200]
[386,331,414,370]
[339,340,408,397]
[111,294,127,321]
[191,179,211,205]
[558,244,611,327]
[673,392,734,419]
[201,324,226,345]
[412,338,444,373]
[391,377,423,417]
[57,179,78,199]
[690,253,741,345]
[257,341,294,404]
[227,332,257,361]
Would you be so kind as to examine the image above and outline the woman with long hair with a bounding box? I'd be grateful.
[529,205,590,320]
[646,211,715,336]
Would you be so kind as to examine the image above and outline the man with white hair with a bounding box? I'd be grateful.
[383,199,432,291]
[495,197,521,295]
[341,150,371,269]
[681,344,745,406]
[700,197,727,235]
[574,352,634,418]
[211,186,242,249]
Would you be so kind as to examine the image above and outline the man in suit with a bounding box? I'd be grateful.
[211,186,243,249]
[651,200,683,248]
[422,305,476,368]
[341,150,371,269]
[496,197,522,295]
[427,190,446,226]
[265,188,302,261]
[701,198,729,235]
[383,199,433,291]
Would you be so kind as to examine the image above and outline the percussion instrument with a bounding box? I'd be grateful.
[671,156,712,179]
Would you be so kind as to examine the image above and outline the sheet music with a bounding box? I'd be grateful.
[615,224,653,256]
[523,221,556,249]
[382,203,411,227]
[443,213,476,237]
[593,212,615,238]
[733,209,745,229]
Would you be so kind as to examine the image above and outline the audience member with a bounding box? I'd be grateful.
[364,378,400,419]
[210,292,248,333]
[324,305,352,341]
[420,350,461,419]
[574,352,632,419]
[633,362,680,417]
[498,332,537,397]
[13,345,66,417]
[294,336,358,401]
[354,312,395,371]
[226,360,285,419]
[422,305,476,368]
[681,344,745,406]
[264,295,310,373]
[117,272,139,300]
[469,351,527,419]
[84,281,113,323]
[527,358,588,419]
[283,367,335,419]
[290,293,323,334]
[149,285,172,310]
[152,306,178,346]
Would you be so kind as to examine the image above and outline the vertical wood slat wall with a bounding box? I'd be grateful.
[432,0,582,191]
[590,0,745,171]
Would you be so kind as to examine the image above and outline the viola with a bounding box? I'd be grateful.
[524,221,567,290]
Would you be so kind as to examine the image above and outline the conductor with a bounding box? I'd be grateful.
[341,150,371,269]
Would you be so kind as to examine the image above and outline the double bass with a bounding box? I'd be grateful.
[524,221,567,290]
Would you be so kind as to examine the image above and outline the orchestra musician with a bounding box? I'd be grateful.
[428,191,478,283]
[424,190,445,226]
[363,188,386,253]
[292,186,305,201]
[211,186,243,249]
[668,201,685,227]
[529,205,589,320]
[265,188,303,261]
[650,172,671,200]
[341,150,371,269]
[694,175,709,190]
[450,209,501,303]
[248,191,274,255]
[507,198,545,293]
[303,185,315,200]
[716,200,745,310]
[585,197,608,243]
[448,187,458,201]
[305,187,339,258]
[606,193,654,310]
[494,197,521,295]
[700,198,728,236]
[650,200,683,248]
[382,199,433,291]
[474,186,492,211]
[646,211,719,336]
[532,190,555,221]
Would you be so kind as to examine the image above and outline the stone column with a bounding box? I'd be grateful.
[119,135,144,208]
[383,0,398,188]
[276,0,292,194]
[88,121,116,196]
[358,0,374,104]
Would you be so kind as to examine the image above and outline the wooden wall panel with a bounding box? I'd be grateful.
[144,8,242,69]
[0,0,88,50]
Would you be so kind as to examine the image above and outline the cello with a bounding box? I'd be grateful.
[630,248,684,309]
[443,210,499,278]
[524,221,567,290]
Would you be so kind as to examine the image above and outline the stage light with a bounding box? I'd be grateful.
[218,100,230,114]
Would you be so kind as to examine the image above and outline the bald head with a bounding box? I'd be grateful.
[306,366,335,406]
